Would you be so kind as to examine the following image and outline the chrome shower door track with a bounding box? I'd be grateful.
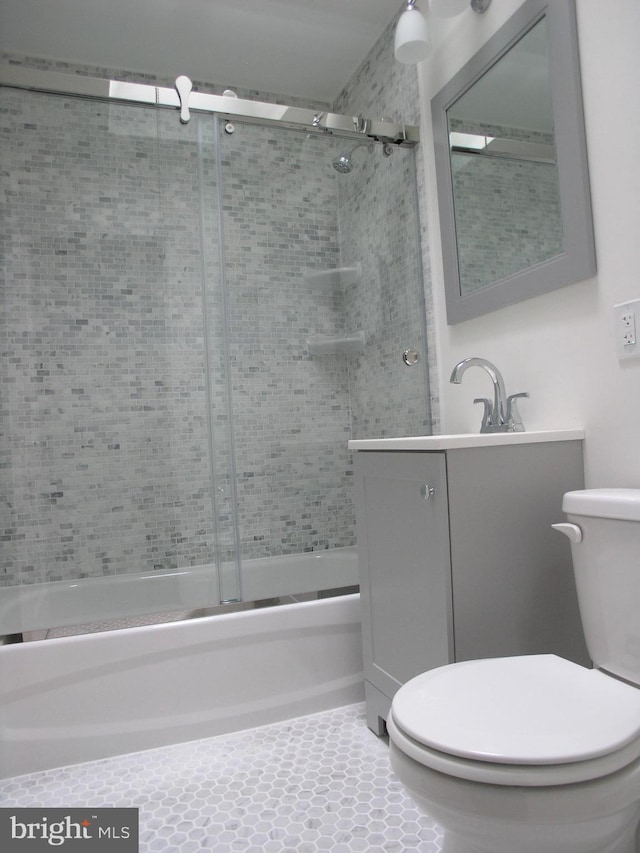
[0,65,419,146]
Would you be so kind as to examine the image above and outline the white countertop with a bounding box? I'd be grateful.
[348,429,585,451]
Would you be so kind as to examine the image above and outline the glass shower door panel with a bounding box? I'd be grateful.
[218,124,356,599]
[0,87,222,631]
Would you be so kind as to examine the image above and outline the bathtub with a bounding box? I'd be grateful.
[0,592,364,779]
[0,546,358,637]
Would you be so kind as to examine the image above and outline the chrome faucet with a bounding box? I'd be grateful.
[449,357,528,433]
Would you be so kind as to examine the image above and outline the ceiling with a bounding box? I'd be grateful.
[0,0,401,104]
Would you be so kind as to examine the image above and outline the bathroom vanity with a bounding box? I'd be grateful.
[350,431,589,735]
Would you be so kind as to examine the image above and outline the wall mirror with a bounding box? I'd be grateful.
[431,0,595,324]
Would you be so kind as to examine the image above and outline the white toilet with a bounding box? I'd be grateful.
[387,489,640,853]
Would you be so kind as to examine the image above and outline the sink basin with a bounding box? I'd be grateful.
[348,429,584,451]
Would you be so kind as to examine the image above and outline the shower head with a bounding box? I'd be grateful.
[332,153,354,174]
[332,142,374,174]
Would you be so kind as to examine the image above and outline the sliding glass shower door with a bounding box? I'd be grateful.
[1,79,430,635]
[211,118,431,599]
[1,87,226,627]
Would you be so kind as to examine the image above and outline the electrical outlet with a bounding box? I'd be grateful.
[614,300,640,360]
[622,312,637,346]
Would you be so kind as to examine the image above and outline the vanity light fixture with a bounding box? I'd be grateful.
[395,0,492,65]
[394,1,431,64]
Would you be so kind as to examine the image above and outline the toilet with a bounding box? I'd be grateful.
[387,489,640,853]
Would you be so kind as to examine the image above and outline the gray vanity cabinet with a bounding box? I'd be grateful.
[353,440,589,735]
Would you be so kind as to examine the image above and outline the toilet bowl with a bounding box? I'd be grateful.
[387,489,640,853]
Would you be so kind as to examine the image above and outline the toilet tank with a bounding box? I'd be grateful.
[562,489,640,685]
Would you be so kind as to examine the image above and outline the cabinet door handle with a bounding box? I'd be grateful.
[420,484,435,500]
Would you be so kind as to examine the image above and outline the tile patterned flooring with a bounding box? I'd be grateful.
[0,703,443,852]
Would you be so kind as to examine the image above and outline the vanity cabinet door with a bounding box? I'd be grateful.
[354,451,453,704]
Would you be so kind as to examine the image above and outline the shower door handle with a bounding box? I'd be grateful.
[175,76,193,124]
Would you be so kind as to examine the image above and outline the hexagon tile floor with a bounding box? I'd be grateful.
[0,703,443,852]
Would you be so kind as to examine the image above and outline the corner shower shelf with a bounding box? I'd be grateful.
[303,263,361,287]
[307,331,365,356]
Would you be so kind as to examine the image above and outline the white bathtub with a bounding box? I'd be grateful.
[0,546,358,637]
[0,592,364,779]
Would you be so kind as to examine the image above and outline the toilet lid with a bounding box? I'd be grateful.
[392,655,640,765]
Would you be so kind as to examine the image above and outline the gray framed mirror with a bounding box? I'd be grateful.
[432,0,595,324]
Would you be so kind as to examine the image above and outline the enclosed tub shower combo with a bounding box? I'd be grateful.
[0,64,430,777]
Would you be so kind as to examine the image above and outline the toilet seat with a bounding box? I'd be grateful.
[389,654,640,787]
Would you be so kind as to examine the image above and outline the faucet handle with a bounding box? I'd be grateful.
[473,397,493,432]
[506,392,529,432]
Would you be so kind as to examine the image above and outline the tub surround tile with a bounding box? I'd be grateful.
[0,78,355,587]
[0,704,442,853]
[2,24,431,592]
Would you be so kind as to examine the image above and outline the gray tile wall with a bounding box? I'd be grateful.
[215,125,355,560]
[335,14,438,433]
[1,31,432,588]
[1,86,218,585]
[331,143,431,439]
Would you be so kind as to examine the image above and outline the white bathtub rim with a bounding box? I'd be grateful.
[6,591,360,654]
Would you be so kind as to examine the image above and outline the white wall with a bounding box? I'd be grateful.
[418,0,640,486]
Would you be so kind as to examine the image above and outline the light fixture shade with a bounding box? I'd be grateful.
[394,4,431,64]
[428,0,469,18]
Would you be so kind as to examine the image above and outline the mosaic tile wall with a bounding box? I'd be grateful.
[335,16,438,434]
[212,123,355,560]
[0,86,351,583]
[1,86,219,586]
[1,23,432,588]
[331,144,430,439]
